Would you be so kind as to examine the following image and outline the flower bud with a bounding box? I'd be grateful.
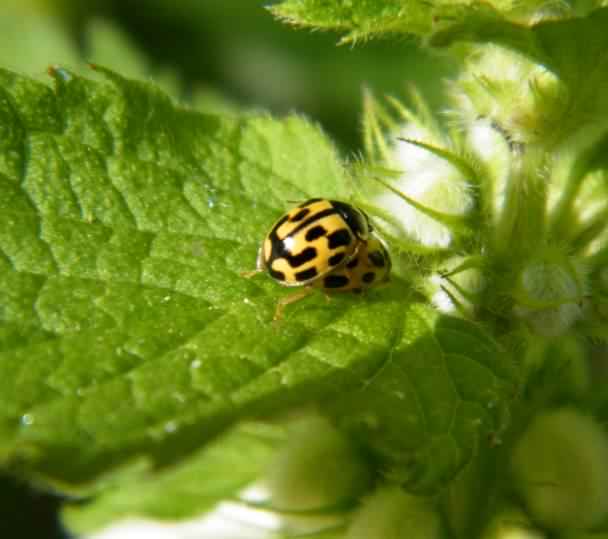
[373,124,474,250]
[264,415,371,511]
[452,46,561,146]
[513,249,587,336]
[511,408,608,530]
[347,486,442,539]
[481,504,545,539]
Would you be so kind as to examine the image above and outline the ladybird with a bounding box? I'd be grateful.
[271,234,391,320]
[313,234,391,293]
[256,198,371,286]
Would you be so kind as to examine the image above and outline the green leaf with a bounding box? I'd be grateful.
[270,0,602,44]
[62,422,283,534]
[0,65,352,486]
[271,0,439,43]
[433,8,608,142]
[327,305,517,493]
[0,67,518,500]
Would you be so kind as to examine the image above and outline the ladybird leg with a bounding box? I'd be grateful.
[240,269,264,279]
[273,287,314,321]
[241,248,266,278]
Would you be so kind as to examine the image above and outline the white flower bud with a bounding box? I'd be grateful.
[513,250,587,336]
[373,124,474,249]
[452,46,560,146]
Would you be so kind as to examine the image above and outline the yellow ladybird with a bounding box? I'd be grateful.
[256,198,371,286]
[312,234,391,293]
[268,233,392,320]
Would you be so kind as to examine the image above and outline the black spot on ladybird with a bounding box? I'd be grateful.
[346,257,359,269]
[305,225,327,241]
[368,251,386,268]
[362,272,376,284]
[295,267,318,282]
[324,274,350,288]
[327,229,351,249]
[290,208,310,222]
[329,252,345,266]
[270,268,286,281]
[289,208,339,238]
[287,246,317,267]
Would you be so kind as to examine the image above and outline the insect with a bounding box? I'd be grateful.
[255,198,371,286]
[243,199,391,320]
[269,233,392,320]
[312,235,391,293]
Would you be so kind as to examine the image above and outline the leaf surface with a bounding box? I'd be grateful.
[0,68,517,502]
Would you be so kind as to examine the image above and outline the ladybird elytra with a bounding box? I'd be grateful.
[257,198,371,287]
[270,234,391,320]
[313,235,391,293]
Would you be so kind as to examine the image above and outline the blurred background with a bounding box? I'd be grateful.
[0,0,453,536]
[1,0,455,151]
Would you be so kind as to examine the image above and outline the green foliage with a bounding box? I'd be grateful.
[62,422,283,534]
[2,2,608,539]
[271,0,606,43]
[0,64,513,505]
[0,65,348,485]
[84,0,456,150]
[0,7,179,99]
[346,486,441,539]
[327,305,516,493]
[439,8,608,149]
[271,0,439,43]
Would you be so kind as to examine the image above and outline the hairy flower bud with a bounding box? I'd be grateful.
[372,125,474,249]
[513,249,587,336]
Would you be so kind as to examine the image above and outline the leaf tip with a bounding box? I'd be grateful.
[47,65,73,82]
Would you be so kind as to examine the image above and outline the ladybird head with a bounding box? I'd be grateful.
[330,200,371,241]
